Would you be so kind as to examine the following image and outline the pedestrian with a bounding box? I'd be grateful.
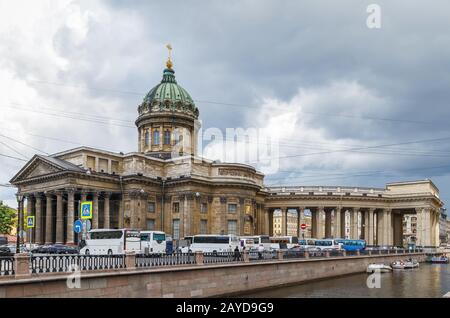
[233,246,240,261]
[257,244,264,260]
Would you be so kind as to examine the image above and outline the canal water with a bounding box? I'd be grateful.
[240,263,450,298]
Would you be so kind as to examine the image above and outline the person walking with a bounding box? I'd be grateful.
[233,246,240,261]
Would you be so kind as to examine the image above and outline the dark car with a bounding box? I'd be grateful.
[31,244,78,254]
[0,246,13,257]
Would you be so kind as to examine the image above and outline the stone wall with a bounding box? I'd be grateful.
[0,253,426,298]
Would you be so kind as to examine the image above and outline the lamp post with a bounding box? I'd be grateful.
[15,193,24,254]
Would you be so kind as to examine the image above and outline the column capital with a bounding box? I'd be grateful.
[368,208,376,213]
[103,191,112,198]
[44,191,54,198]
[66,187,77,194]
[54,190,64,196]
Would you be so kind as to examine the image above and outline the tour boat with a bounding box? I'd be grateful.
[428,255,449,264]
[391,259,419,269]
[366,263,392,273]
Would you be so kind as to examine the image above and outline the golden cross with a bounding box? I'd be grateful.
[166,44,173,69]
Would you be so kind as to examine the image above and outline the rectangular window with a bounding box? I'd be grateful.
[227,220,237,235]
[152,130,160,145]
[200,202,208,214]
[200,220,207,234]
[164,130,171,145]
[172,202,180,213]
[111,160,119,174]
[228,204,237,213]
[173,219,180,240]
[148,202,155,213]
[86,156,95,170]
[99,158,108,172]
[146,219,155,230]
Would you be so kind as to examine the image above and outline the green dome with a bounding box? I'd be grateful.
[138,68,199,119]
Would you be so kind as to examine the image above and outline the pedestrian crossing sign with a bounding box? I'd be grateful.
[80,201,93,220]
[26,216,35,228]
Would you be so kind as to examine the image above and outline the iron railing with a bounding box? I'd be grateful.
[30,254,125,273]
[203,252,242,263]
[135,253,195,267]
[0,257,14,276]
[249,250,277,261]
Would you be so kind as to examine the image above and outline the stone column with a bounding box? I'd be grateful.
[280,208,287,236]
[350,208,358,239]
[325,209,332,238]
[364,210,369,242]
[66,189,75,245]
[26,194,33,243]
[334,208,341,239]
[434,210,440,247]
[377,210,384,245]
[415,207,423,246]
[92,192,99,229]
[385,209,392,246]
[103,192,111,229]
[55,191,64,244]
[317,207,325,239]
[45,192,53,244]
[34,193,43,245]
[298,207,305,238]
[368,209,375,245]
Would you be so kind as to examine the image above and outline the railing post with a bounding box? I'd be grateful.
[125,251,136,270]
[195,251,204,265]
[356,249,360,256]
[342,250,347,257]
[277,250,284,260]
[368,250,372,256]
[304,251,310,259]
[325,251,330,258]
[14,253,31,278]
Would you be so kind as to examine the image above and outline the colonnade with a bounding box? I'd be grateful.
[21,189,117,245]
[265,206,441,247]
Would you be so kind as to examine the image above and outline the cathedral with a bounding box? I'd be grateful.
[10,51,443,247]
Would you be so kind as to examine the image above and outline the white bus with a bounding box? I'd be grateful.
[270,236,300,249]
[314,239,342,251]
[299,238,317,249]
[140,231,166,254]
[240,235,272,251]
[79,229,141,255]
[189,235,240,253]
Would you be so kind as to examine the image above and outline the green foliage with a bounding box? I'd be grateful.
[0,201,16,234]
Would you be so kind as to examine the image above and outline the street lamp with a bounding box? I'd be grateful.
[15,193,24,254]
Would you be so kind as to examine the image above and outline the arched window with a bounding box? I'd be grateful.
[164,130,171,145]
[144,131,150,146]
[152,130,160,145]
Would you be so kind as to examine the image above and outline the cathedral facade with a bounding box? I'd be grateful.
[10,57,444,247]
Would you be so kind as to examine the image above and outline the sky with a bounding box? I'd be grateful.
[1,0,450,208]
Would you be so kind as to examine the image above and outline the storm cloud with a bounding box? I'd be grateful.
[1,0,450,206]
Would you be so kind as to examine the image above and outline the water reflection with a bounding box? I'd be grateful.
[240,264,450,298]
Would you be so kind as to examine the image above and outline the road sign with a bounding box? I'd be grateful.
[300,223,307,230]
[26,216,35,228]
[74,219,83,234]
[80,201,93,219]
[83,219,92,231]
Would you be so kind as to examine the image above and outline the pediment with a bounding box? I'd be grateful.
[25,161,61,178]
[10,155,81,184]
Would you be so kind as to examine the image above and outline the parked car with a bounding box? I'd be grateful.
[31,244,78,254]
[0,246,13,256]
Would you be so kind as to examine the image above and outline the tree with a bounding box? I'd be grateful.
[0,201,16,234]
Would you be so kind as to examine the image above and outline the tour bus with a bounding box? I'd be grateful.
[79,229,141,255]
[140,231,166,254]
[335,239,366,251]
[298,238,317,249]
[314,239,342,251]
[189,234,240,253]
[240,235,272,251]
[269,236,300,249]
